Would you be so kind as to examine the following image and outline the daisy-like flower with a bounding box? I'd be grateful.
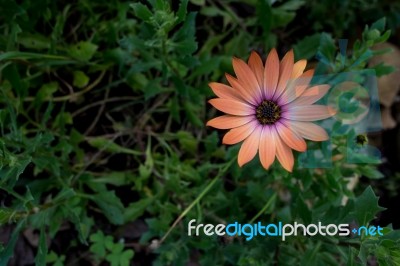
[206,49,336,172]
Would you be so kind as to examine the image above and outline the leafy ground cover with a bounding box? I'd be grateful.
[1,0,400,265]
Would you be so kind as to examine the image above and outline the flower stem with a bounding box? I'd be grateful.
[158,158,235,246]
[249,192,277,224]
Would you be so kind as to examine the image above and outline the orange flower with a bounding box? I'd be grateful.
[206,49,335,172]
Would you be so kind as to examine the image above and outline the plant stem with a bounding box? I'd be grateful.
[249,192,277,224]
[158,158,235,246]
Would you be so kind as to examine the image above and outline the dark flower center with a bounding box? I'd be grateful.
[256,100,281,125]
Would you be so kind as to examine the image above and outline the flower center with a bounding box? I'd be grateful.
[256,100,281,125]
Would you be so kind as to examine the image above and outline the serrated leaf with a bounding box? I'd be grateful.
[92,191,124,225]
[352,186,385,225]
[294,33,321,60]
[173,12,196,41]
[130,3,152,22]
[0,208,21,225]
[173,39,198,55]
[0,219,25,266]
[65,206,89,244]
[176,0,188,23]
[183,101,202,127]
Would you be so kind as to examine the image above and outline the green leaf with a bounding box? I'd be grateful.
[90,231,108,258]
[359,166,384,179]
[3,156,32,188]
[35,82,58,104]
[370,62,395,77]
[92,191,125,225]
[271,9,296,28]
[17,33,51,50]
[65,206,90,244]
[190,0,205,6]
[171,12,198,55]
[35,226,48,266]
[173,12,196,41]
[177,131,198,154]
[256,0,271,38]
[6,23,22,51]
[105,237,117,251]
[0,208,20,225]
[317,33,336,65]
[90,231,105,242]
[120,249,135,266]
[167,96,181,123]
[68,41,98,61]
[0,219,25,266]
[294,33,321,60]
[143,78,163,100]
[352,186,385,225]
[45,251,58,263]
[91,172,128,186]
[295,196,312,224]
[73,70,90,88]
[374,30,391,43]
[53,188,76,203]
[124,197,153,222]
[130,3,152,22]
[88,137,141,155]
[173,39,198,55]
[183,101,203,127]
[176,0,188,23]
[370,18,386,32]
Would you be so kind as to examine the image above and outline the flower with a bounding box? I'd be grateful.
[206,49,336,172]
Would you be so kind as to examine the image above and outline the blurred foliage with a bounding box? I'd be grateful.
[0,0,400,265]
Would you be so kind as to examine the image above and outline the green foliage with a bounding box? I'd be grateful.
[0,0,399,265]
[89,231,134,266]
[46,251,66,266]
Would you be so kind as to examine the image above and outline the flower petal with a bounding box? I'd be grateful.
[223,120,259,145]
[274,126,294,172]
[293,69,314,93]
[283,105,336,121]
[209,82,243,101]
[276,121,307,152]
[238,126,262,167]
[291,59,307,79]
[248,51,264,93]
[208,98,255,116]
[273,50,294,100]
[226,74,258,106]
[278,69,314,105]
[259,126,276,169]
[206,115,254,129]
[264,48,280,99]
[287,120,329,141]
[292,84,330,105]
[232,57,263,103]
